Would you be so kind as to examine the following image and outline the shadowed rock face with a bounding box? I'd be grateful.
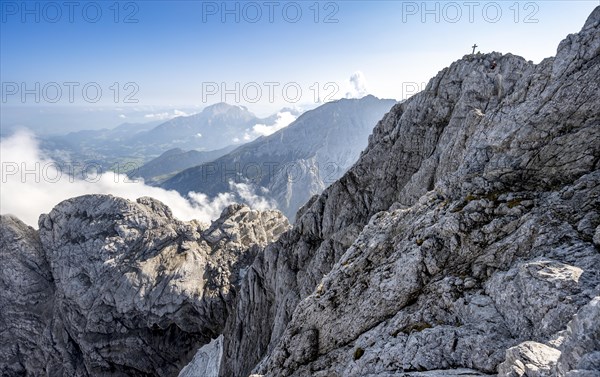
[0,215,57,375]
[0,196,289,376]
[217,8,600,377]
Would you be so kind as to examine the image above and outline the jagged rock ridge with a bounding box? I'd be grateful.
[216,8,600,377]
[0,196,289,376]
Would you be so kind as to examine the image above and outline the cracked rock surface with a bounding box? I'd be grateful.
[219,8,600,377]
[0,196,289,376]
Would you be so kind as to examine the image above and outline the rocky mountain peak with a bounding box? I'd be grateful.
[215,8,600,377]
[1,194,290,376]
[583,5,600,31]
[202,102,251,116]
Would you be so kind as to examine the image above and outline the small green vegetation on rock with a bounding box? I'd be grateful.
[403,322,433,333]
[507,198,523,208]
[354,347,365,360]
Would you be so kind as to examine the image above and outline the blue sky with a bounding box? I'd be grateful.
[1,0,599,120]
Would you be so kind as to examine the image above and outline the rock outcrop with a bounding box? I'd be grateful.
[0,215,56,375]
[0,196,289,376]
[178,335,223,377]
[217,7,600,377]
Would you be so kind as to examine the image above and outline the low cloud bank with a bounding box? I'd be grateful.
[0,130,276,227]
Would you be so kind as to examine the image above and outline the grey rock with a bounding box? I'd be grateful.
[218,8,600,377]
[250,369,488,377]
[498,297,600,377]
[178,335,223,377]
[556,297,600,376]
[0,215,58,375]
[0,195,289,376]
[593,225,600,247]
[498,341,560,377]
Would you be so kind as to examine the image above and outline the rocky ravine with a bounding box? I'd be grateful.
[0,197,289,376]
[1,7,599,377]
[217,8,600,377]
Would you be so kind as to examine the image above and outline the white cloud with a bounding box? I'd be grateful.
[346,71,369,98]
[187,191,236,220]
[143,109,192,120]
[144,112,170,120]
[229,181,276,211]
[174,109,190,117]
[0,131,274,228]
[119,114,127,119]
[185,181,276,219]
[251,111,297,137]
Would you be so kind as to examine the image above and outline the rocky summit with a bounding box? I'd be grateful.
[0,196,289,376]
[218,7,600,377]
[1,7,599,377]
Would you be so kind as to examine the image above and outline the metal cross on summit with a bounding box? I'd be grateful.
[472,44,478,54]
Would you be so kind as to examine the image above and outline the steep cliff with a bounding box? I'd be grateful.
[218,8,600,377]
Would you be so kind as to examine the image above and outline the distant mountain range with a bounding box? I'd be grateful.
[36,103,300,176]
[130,103,264,153]
[40,103,299,171]
[130,145,238,185]
[162,95,397,220]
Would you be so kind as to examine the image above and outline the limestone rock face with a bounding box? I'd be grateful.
[178,335,223,377]
[498,342,561,377]
[218,8,600,377]
[0,196,289,376]
[555,297,600,376]
[0,215,57,375]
